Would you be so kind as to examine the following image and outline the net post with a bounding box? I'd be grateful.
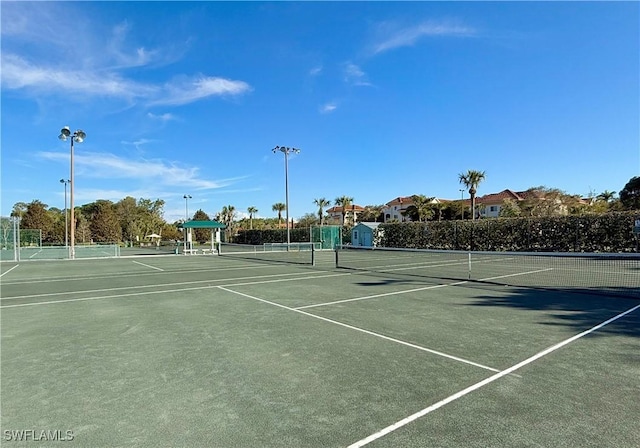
[311,244,315,266]
[468,252,472,280]
[335,245,339,268]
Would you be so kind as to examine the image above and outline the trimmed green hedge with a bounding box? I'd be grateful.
[378,212,639,252]
[233,228,312,245]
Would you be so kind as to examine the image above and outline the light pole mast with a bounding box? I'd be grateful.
[60,179,70,248]
[59,127,86,259]
[272,146,300,245]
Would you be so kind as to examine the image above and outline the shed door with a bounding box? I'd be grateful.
[363,231,372,247]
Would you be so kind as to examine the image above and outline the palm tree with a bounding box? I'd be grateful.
[596,190,617,203]
[411,195,435,222]
[313,198,331,226]
[247,206,258,230]
[334,196,354,226]
[272,202,286,228]
[458,170,486,220]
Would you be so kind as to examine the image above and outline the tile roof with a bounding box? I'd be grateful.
[326,205,366,213]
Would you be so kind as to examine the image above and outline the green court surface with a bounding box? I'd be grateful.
[1,252,638,447]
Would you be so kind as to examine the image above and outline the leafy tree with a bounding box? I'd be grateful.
[619,176,640,210]
[430,202,446,221]
[498,198,522,217]
[21,200,54,241]
[297,213,319,228]
[88,200,122,243]
[402,196,435,222]
[272,202,286,227]
[334,196,354,226]
[519,186,578,217]
[193,209,212,243]
[76,212,91,244]
[214,206,237,242]
[116,196,139,245]
[458,170,486,220]
[137,198,165,239]
[247,206,258,230]
[358,205,384,223]
[161,223,182,241]
[11,202,28,218]
[313,198,331,226]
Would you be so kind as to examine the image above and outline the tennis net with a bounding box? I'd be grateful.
[335,245,640,299]
[219,242,315,265]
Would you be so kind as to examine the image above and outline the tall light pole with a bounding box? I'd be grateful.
[183,195,192,221]
[272,146,300,245]
[183,195,192,253]
[459,188,465,219]
[58,126,86,259]
[60,179,70,248]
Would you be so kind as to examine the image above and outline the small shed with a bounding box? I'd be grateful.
[351,222,382,247]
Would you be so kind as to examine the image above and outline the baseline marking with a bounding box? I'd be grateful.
[347,302,640,447]
[132,260,164,271]
[217,286,500,373]
[0,272,346,302]
[0,265,19,278]
[0,285,218,308]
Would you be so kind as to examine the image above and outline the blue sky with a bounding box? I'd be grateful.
[2,1,638,223]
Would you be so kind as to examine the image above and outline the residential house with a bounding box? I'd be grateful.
[475,188,581,218]
[326,205,365,225]
[382,196,447,222]
[474,189,523,218]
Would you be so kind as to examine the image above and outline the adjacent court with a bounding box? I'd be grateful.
[1,248,638,447]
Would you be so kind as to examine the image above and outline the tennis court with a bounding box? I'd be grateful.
[1,248,638,447]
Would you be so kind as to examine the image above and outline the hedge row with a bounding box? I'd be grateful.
[378,212,639,253]
[232,228,312,245]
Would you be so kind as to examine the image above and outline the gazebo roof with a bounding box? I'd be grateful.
[181,220,226,229]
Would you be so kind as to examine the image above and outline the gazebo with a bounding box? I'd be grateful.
[181,220,226,254]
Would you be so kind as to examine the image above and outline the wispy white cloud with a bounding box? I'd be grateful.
[147,112,177,122]
[372,20,476,55]
[309,65,323,76]
[1,53,157,100]
[320,102,338,114]
[121,139,157,151]
[1,53,252,106]
[38,151,245,190]
[107,21,159,69]
[0,4,251,107]
[150,75,253,106]
[343,62,373,87]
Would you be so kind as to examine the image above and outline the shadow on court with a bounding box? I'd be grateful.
[468,286,640,339]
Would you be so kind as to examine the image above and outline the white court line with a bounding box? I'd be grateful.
[132,260,164,271]
[347,302,640,448]
[0,285,219,308]
[295,268,554,310]
[217,286,501,373]
[0,272,345,302]
[295,282,468,310]
[0,264,19,277]
[1,262,288,286]
[28,250,42,259]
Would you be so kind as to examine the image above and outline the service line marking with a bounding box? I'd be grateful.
[132,260,164,271]
[217,286,501,373]
[296,268,553,310]
[0,265,20,278]
[347,302,640,447]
